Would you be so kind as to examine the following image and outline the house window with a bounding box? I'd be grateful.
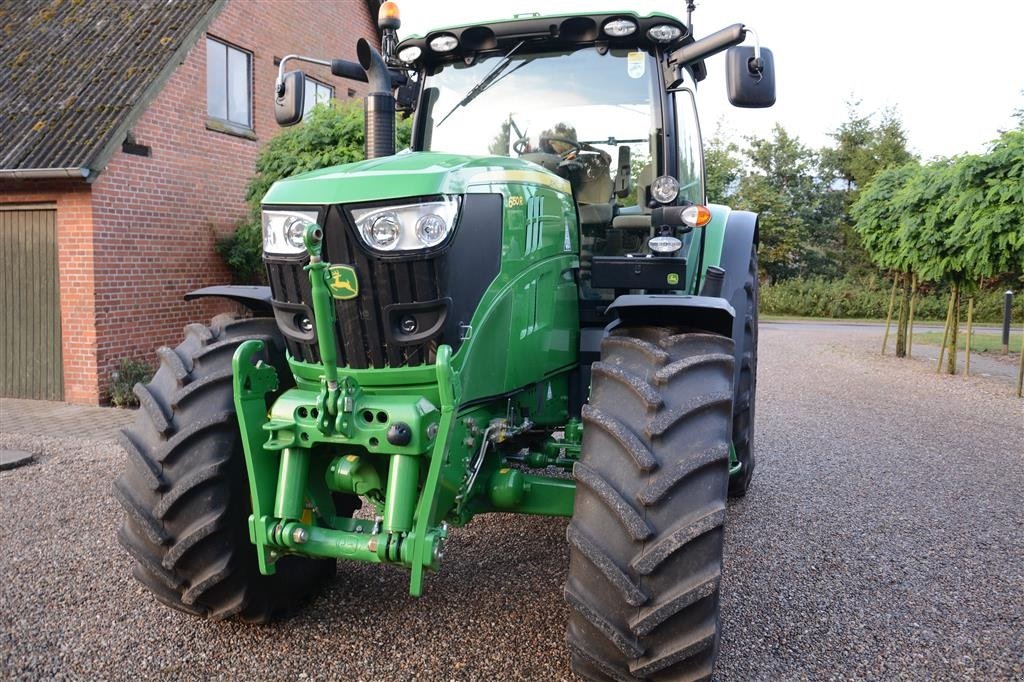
[206,37,252,130]
[303,78,334,118]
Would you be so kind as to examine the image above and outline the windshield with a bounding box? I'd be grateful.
[420,47,656,207]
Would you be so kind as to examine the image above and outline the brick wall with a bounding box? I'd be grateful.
[84,0,377,402]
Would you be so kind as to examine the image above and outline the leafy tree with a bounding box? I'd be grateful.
[217,102,413,282]
[732,124,840,281]
[820,101,916,277]
[851,162,921,355]
[704,128,742,204]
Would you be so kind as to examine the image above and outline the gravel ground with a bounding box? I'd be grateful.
[2,324,1022,680]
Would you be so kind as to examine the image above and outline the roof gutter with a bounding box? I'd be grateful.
[0,167,91,180]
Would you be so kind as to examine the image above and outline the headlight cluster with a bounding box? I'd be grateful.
[351,196,460,252]
[262,209,319,255]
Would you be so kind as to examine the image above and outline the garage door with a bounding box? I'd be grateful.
[1,204,63,400]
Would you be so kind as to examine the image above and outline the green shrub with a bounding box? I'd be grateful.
[108,359,153,408]
[760,276,1024,323]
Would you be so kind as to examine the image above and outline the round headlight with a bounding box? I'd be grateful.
[650,175,680,204]
[283,216,310,250]
[603,18,637,37]
[429,34,458,52]
[397,45,422,63]
[365,212,401,250]
[416,213,448,246]
[647,24,682,43]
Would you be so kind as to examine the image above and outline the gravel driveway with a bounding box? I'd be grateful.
[2,323,1021,680]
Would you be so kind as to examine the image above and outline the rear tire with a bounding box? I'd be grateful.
[566,327,734,680]
[728,246,758,498]
[113,314,344,622]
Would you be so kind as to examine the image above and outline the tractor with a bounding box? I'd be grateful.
[114,3,775,678]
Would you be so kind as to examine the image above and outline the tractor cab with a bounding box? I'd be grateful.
[393,11,773,318]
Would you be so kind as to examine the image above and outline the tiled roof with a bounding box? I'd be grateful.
[0,0,221,175]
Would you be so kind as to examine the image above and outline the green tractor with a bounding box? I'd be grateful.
[114,4,774,678]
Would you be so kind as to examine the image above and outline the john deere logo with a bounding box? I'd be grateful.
[327,265,359,300]
[666,273,680,286]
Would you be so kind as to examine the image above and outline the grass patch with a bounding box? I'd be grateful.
[913,331,1022,353]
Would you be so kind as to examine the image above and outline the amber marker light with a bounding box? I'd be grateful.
[681,204,712,227]
[379,1,401,30]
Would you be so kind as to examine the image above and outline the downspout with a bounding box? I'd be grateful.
[357,38,396,159]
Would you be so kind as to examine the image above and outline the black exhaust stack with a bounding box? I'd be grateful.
[357,38,395,160]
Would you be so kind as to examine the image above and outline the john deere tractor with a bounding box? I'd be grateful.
[114,3,774,678]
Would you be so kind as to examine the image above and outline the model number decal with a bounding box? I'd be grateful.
[507,195,525,208]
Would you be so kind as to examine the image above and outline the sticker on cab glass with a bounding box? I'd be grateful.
[627,51,646,79]
[327,265,359,300]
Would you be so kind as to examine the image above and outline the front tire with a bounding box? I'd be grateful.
[113,314,340,622]
[566,327,734,680]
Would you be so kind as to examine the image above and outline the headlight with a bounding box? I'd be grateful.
[647,24,683,42]
[650,175,680,204]
[351,196,460,252]
[603,18,637,37]
[262,209,319,255]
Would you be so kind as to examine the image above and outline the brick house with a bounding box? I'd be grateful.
[0,0,379,404]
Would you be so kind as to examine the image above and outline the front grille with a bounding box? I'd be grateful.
[265,194,502,370]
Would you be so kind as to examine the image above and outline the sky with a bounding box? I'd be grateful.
[395,0,1024,160]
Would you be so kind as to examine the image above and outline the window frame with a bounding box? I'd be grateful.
[206,36,254,137]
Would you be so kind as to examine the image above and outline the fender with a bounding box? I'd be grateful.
[606,294,735,337]
[184,285,273,315]
[717,210,759,391]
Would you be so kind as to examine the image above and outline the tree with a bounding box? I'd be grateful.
[820,101,916,277]
[732,124,838,281]
[217,101,413,282]
[703,126,742,204]
[851,162,921,355]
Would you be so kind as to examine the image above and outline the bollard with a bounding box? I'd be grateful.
[1003,291,1014,355]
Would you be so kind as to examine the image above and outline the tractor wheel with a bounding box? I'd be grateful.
[113,314,347,622]
[566,327,734,680]
[728,245,759,498]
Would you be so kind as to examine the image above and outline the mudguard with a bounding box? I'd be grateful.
[717,210,759,390]
[606,294,735,337]
[184,285,273,315]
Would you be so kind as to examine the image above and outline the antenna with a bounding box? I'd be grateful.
[685,0,696,37]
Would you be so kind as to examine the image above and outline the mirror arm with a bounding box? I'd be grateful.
[276,54,332,96]
[668,23,747,69]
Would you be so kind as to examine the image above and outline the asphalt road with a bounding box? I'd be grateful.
[1,323,1022,679]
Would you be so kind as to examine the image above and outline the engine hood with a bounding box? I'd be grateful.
[261,151,571,206]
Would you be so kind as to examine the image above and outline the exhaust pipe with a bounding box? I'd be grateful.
[357,38,395,159]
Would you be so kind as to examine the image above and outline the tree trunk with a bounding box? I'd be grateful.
[937,287,954,373]
[946,282,961,375]
[906,274,918,357]
[882,272,899,354]
[895,272,912,358]
[965,297,974,376]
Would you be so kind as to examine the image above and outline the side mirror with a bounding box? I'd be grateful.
[275,70,306,126]
[726,46,775,108]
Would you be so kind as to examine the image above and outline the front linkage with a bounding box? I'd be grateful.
[232,223,579,596]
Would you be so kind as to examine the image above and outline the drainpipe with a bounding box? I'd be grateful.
[357,38,395,160]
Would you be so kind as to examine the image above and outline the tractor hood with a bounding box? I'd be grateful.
[261,151,570,206]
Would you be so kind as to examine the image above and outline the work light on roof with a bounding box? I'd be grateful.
[397,45,421,63]
[602,18,637,37]
[429,34,459,52]
[647,24,682,42]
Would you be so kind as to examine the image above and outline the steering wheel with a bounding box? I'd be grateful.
[542,137,613,172]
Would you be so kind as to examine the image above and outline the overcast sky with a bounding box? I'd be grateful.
[396,1,1024,160]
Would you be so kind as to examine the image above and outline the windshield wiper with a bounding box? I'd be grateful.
[437,41,526,127]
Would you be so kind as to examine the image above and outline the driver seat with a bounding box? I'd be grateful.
[574,157,614,228]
